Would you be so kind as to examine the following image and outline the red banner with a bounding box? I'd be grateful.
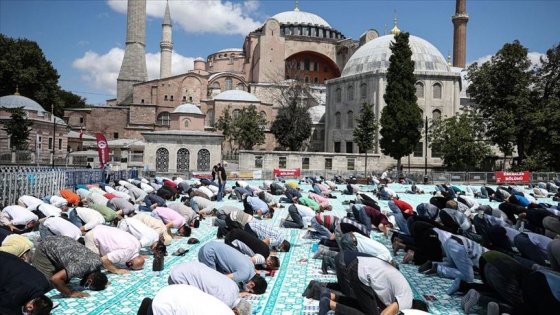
[273,168,301,177]
[95,133,109,168]
[495,171,530,183]
[191,171,213,179]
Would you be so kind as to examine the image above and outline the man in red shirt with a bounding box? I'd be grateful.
[388,197,413,235]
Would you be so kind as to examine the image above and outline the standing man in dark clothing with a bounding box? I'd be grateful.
[0,252,53,315]
[217,162,227,202]
[32,235,108,298]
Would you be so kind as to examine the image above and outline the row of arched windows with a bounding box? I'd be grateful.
[334,82,443,103]
[333,111,354,129]
[155,148,211,172]
[210,79,245,91]
[415,82,442,99]
[335,83,368,103]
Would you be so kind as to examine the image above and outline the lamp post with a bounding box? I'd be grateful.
[424,116,428,182]
[52,104,56,168]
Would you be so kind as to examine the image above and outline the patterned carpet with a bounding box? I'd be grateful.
[41,182,545,315]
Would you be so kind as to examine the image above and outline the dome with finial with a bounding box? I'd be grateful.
[341,34,450,77]
[271,1,331,28]
[390,11,400,35]
[0,89,47,115]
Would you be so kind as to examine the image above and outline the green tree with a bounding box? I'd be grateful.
[216,105,235,151]
[466,40,533,167]
[1,107,34,150]
[529,43,560,170]
[233,105,267,150]
[429,112,491,171]
[353,102,377,176]
[0,35,86,116]
[270,84,312,151]
[379,32,422,175]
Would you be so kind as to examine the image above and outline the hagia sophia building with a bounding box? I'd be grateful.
[1,0,470,174]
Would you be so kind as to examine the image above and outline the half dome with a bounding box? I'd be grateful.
[307,105,325,124]
[341,35,449,77]
[174,103,202,115]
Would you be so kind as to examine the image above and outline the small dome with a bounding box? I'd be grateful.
[217,48,243,53]
[194,57,204,61]
[341,35,449,77]
[174,103,202,115]
[307,105,325,124]
[0,94,47,114]
[214,90,260,102]
[271,10,330,28]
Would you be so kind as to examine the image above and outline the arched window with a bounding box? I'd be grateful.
[335,112,341,129]
[433,83,442,99]
[335,88,342,103]
[225,78,233,90]
[197,149,211,171]
[260,111,267,129]
[206,109,214,127]
[415,82,424,98]
[432,109,441,121]
[347,110,354,128]
[360,83,367,99]
[304,76,309,83]
[176,148,190,172]
[211,82,220,89]
[314,77,319,84]
[232,109,241,121]
[347,86,354,101]
[236,83,245,91]
[155,148,169,172]
[157,112,170,126]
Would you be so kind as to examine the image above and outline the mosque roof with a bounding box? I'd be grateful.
[307,105,325,124]
[341,34,450,77]
[0,94,47,114]
[271,9,330,28]
[217,48,243,53]
[173,103,203,115]
[214,90,260,102]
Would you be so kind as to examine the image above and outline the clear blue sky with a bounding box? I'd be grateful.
[1,0,559,105]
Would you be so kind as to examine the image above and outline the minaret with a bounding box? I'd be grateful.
[452,0,469,68]
[160,0,173,79]
[117,0,148,104]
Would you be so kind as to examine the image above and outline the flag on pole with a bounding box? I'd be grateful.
[95,133,109,168]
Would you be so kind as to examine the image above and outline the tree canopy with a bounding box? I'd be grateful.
[353,102,377,175]
[1,106,34,150]
[429,112,492,171]
[379,32,423,174]
[0,34,87,116]
[270,84,312,151]
[466,40,560,170]
[216,105,267,150]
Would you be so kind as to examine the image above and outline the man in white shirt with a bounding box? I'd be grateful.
[39,216,82,241]
[17,195,44,210]
[84,225,144,274]
[117,218,159,249]
[1,205,38,233]
[68,206,105,233]
[140,284,235,315]
[281,204,315,229]
[36,204,62,218]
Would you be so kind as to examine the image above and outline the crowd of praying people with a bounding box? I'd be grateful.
[1,165,560,315]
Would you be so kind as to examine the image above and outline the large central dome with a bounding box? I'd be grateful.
[341,35,449,77]
[271,10,330,28]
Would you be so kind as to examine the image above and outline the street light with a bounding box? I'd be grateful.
[424,116,428,183]
[52,104,56,168]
